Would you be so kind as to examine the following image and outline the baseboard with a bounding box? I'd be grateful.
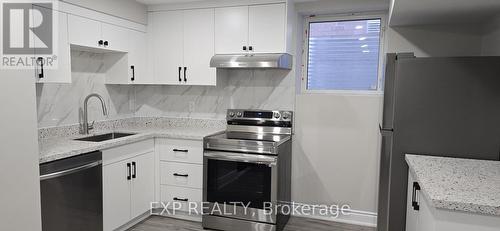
[115,211,151,231]
[291,203,377,227]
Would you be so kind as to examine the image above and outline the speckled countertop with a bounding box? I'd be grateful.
[405,154,500,216]
[38,117,225,164]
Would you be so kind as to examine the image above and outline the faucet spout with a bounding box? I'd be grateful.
[82,93,108,134]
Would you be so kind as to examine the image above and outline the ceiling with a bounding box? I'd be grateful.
[136,0,318,5]
[390,0,500,26]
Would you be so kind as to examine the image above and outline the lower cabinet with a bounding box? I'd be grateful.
[103,140,155,231]
[157,138,204,219]
[406,171,500,231]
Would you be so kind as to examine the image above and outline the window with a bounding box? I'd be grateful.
[305,17,383,92]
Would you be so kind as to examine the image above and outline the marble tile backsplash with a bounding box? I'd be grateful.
[36,51,295,128]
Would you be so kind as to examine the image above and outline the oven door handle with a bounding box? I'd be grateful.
[204,151,277,165]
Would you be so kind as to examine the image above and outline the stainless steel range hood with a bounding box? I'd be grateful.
[210,53,292,69]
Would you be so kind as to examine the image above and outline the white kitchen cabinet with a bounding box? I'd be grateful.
[406,171,500,231]
[105,29,147,85]
[103,140,155,231]
[214,3,287,54]
[150,10,184,85]
[130,152,155,218]
[103,158,132,231]
[248,4,286,53]
[156,138,204,220]
[68,15,102,49]
[214,6,249,54]
[183,9,216,85]
[101,23,129,52]
[32,6,71,83]
[150,8,216,86]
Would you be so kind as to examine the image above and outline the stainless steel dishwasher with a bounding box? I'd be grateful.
[40,151,103,231]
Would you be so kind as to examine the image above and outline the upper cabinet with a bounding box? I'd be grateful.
[33,6,71,83]
[149,8,216,86]
[68,15,103,49]
[67,14,147,85]
[215,3,287,54]
[214,6,249,54]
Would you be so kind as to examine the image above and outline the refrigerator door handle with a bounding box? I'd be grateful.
[379,124,394,135]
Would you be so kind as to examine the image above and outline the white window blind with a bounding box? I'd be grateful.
[307,18,381,91]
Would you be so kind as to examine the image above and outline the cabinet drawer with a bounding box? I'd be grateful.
[160,185,202,213]
[158,139,203,164]
[160,162,202,189]
[102,139,154,165]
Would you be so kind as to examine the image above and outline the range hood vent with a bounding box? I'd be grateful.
[210,53,292,69]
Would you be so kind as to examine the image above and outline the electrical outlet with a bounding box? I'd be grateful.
[189,101,195,112]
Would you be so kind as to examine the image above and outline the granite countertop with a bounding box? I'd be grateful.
[38,117,225,164]
[405,154,500,216]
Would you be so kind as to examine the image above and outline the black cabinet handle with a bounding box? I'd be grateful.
[412,182,421,211]
[173,173,189,177]
[243,46,247,51]
[131,65,135,81]
[249,46,253,51]
[183,67,187,82]
[173,197,188,202]
[178,67,182,82]
[127,163,131,180]
[104,41,109,47]
[37,57,44,78]
[173,149,188,153]
[132,162,136,179]
[98,40,104,46]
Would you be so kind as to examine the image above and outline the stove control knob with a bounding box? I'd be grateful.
[229,111,235,117]
[282,112,291,120]
[236,112,243,117]
[274,112,281,119]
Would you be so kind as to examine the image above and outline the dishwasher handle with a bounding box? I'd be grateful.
[40,160,102,181]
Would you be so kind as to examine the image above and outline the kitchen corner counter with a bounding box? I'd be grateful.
[39,119,225,164]
[405,154,500,216]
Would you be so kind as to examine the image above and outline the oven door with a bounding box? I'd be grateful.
[203,150,278,223]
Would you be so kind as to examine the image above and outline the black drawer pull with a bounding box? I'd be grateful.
[173,173,188,177]
[173,149,188,153]
[132,162,137,179]
[183,67,187,82]
[178,67,182,82]
[37,57,44,78]
[131,65,135,81]
[173,197,188,202]
[127,163,131,180]
[412,182,421,211]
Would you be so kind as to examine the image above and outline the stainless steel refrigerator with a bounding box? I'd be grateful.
[377,53,500,231]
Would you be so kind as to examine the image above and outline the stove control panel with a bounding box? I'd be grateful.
[226,109,293,125]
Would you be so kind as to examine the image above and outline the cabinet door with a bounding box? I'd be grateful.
[129,31,152,84]
[33,7,71,83]
[103,161,131,231]
[130,151,155,219]
[101,23,129,52]
[183,8,216,86]
[68,15,102,49]
[406,173,419,231]
[249,4,286,53]
[214,6,249,54]
[151,11,184,85]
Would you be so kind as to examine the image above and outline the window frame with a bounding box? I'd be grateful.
[301,13,387,95]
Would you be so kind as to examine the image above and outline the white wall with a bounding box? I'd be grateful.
[386,24,484,57]
[0,70,42,231]
[481,14,500,56]
[291,0,388,226]
[61,0,147,24]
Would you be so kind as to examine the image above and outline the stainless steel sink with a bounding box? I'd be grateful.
[74,132,136,142]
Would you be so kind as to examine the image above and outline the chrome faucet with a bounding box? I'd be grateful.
[81,93,108,134]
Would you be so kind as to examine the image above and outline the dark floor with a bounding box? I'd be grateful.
[128,215,375,231]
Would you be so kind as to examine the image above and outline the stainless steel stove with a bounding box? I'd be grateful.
[202,109,293,231]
